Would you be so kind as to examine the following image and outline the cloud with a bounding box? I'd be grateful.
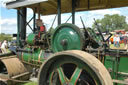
[0,18,17,25]
[126,16,128,24]
[0,18,17,34]
[0,0,11,8]
[41,15,57,29]
[89,9,121,15]
[27,8,33,18]
[1,25,17,34]
[40,12,92,29]
[0,1,5,8]
[74,11,104,28]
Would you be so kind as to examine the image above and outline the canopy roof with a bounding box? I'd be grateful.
[6,0,128,15]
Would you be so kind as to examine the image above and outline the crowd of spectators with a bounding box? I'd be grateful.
[112,32,128,50]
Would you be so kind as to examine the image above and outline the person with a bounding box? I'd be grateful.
[127,40,128,52]
[1,40,8,53]
[116,34,120,48]
[0,41,2,53]
[36,19,46,38]
[124,35,128,51]
[113,34,117,47]
[126,33,128,52]
[124,36,127,48]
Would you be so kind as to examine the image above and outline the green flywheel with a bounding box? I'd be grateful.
[51,23,85,52]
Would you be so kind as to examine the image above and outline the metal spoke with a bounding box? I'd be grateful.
[49,71,59,85]
[57,67,67,84]
[70,67,82,85]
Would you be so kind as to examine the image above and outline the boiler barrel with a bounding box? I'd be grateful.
[17,48,46,65]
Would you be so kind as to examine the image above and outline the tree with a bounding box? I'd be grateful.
[92,14,128,33]
[0,33,12,41]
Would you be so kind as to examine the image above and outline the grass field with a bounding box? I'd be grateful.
[110,43,126,49]
[110,43,125,49]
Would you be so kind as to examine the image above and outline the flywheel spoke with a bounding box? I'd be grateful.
[70,67,82,85]
[57,67,67,84]
[49,71,59,85]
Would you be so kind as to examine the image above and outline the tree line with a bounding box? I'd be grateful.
[0,33,12,41]
[92,14,128,33]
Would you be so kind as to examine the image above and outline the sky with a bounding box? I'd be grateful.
[0,0,128,34]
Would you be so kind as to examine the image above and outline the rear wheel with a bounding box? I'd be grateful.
[38,50,113,85]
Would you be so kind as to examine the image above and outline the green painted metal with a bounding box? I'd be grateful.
[49,56,101,85]
[118,57,128,73]
[18,48,45,65]
[87,28,103,47]
[57,67,66,84]
[26,33,37,45]
[51,23,85,52]
[70,67,82,84]
[105,56,128,85]
[22,48,31,62]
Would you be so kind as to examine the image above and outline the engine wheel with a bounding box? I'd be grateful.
[38,50,113,85]
[0,81,7,85]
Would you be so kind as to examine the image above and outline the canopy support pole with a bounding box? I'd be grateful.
[33,8,36,33]
[72,0,76,24]
[57,0,61,25]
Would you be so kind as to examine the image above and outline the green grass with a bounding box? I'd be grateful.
[110,43,125,49]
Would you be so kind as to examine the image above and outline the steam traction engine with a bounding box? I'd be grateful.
[0,0,128,85]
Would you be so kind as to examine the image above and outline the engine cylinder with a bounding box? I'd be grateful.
[26,33,37,45]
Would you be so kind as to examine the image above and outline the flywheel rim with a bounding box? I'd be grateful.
[48,58,100,85]
[38,50,113,85]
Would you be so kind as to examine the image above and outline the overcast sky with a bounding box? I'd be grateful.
[0,0,128,34]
